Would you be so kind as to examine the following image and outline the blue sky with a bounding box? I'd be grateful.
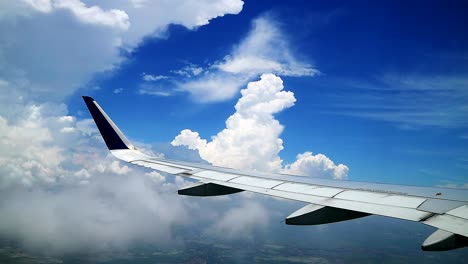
[1,0,468,259]
[69,0,468,186]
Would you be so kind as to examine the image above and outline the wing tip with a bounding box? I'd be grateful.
[82,95,131,150]
[82,95,94,101]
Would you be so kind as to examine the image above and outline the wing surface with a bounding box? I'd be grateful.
[83,96,468,251]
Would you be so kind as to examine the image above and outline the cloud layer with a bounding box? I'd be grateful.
[0,0,271,254]
[172,74,349,179]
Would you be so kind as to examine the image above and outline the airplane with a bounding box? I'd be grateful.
[82,96,468,251]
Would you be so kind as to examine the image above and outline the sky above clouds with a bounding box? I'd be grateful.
[0,0,467,260]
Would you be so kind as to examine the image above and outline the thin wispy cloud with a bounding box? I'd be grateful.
[113,87,124,94]
[142,74,169,82]
[322,74,468,128]
[140,15,319,102]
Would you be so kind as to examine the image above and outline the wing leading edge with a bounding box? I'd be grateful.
[83,96,468,251]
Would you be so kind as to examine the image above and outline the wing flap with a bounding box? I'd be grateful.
[424,214,468,237]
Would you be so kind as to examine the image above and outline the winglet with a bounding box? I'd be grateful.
[82,96,134,150]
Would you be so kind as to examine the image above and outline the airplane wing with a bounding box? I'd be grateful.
[82,96,468,251]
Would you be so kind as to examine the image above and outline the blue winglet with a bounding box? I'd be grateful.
[82,96,132,150]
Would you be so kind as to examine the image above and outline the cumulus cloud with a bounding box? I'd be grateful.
[283,152,349,180]
[172,74,349,179]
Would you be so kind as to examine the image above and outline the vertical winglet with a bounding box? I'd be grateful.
[82,96,134,150]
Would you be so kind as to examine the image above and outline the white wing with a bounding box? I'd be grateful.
[83,96,468,251]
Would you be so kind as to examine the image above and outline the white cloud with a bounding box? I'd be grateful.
[139,15,319,102]
[177,73,249,102]
[215,16,318,77]
[113,87,124,94]
[138,86,172,97]
[32,0,131,30]
[21,0,53,13]
[172,129,207,151]
[283,152,349,180]
[171,63,204,77]
[172,74,349,178]
[142,74,169,82]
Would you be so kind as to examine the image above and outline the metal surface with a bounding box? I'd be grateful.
[335,190,426,208]
[229,176,283,189]
[132,160,188,175]
[423,214,468,237]
[193,170,239,181]
[417,199,466,214]
[446,205,468,219]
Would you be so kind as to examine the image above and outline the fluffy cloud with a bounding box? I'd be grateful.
[284,152,349,180]
[0,101,128,188]
[0,0,243,103]
[172,74,349,179]
[173,74,293,172]
[24,0,131,29]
